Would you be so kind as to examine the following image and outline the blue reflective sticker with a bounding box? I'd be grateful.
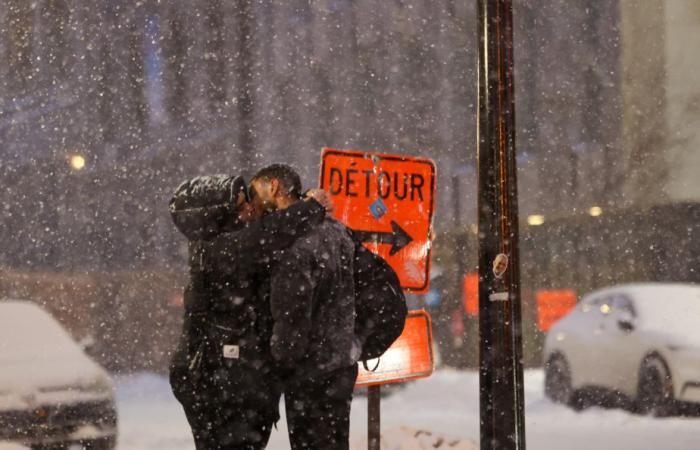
[369,198,388,220]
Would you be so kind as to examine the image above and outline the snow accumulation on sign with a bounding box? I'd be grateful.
[319,148,437,293]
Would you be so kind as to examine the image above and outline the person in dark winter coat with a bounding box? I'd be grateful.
[249,164,359,450]
[168,174,332,450]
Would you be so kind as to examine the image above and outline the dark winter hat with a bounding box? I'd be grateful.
[169,175,249,240]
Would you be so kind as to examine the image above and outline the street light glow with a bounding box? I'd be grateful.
[527,214,545,226]
[589,206,603,217]
[70,154,86,171]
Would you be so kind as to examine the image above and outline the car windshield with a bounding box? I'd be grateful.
[0,302,82,362]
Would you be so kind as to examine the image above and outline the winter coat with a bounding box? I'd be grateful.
[169,199,327,391]
[268,217,358,377]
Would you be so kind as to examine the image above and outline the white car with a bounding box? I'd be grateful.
[0,301,117,449]
[543,283,700,415]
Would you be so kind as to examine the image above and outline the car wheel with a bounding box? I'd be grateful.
[637,356,675,417]
[545,355,573,405]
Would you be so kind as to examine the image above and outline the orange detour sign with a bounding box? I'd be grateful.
[536,289,577,331]
[355,309,434,387]
[463,272,479,316]
[320,148,437,293]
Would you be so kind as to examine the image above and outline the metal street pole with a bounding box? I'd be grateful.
[367,385,381,450]
[476,1,526,450]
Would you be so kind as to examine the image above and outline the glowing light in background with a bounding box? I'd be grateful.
[527,214,545,226]
[589,206,603,217]
[70,154,86,171]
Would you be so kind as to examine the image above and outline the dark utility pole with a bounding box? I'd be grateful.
[476,1,526,450]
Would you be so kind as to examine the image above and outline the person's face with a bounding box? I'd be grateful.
[234,191,256,223]
[249,178,278,217]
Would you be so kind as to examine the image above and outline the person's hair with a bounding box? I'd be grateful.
[252,164,303,199]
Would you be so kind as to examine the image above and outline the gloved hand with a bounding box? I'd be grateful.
[304,188,334,214]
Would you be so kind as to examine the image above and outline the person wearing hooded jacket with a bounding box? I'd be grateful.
[247,165,359,450]
[168,174,331,450]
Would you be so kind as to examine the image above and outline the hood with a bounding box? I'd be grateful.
[169,174,248,241]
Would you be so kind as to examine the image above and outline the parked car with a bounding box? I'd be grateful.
[543,283,700,415]
[0,301,117,449]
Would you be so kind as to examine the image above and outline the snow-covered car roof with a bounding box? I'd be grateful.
[583,283,700,341]
[0,300,107,391]
[0,301,83,361]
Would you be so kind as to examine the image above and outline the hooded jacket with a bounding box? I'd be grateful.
[268,217,357,376]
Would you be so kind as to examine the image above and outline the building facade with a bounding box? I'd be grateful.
[0,0,695,271]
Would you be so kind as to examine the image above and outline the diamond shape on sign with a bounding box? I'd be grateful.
[369,198,388,220]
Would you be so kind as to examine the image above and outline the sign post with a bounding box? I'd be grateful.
[320,148,437,449]
[368,385,381,450]
[476,1,526,450]
[356,310,434,450]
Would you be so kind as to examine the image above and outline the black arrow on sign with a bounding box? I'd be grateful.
[351,220,414,256]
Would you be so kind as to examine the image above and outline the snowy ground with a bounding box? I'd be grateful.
[111,369,700,450]
[3,368,700,449]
